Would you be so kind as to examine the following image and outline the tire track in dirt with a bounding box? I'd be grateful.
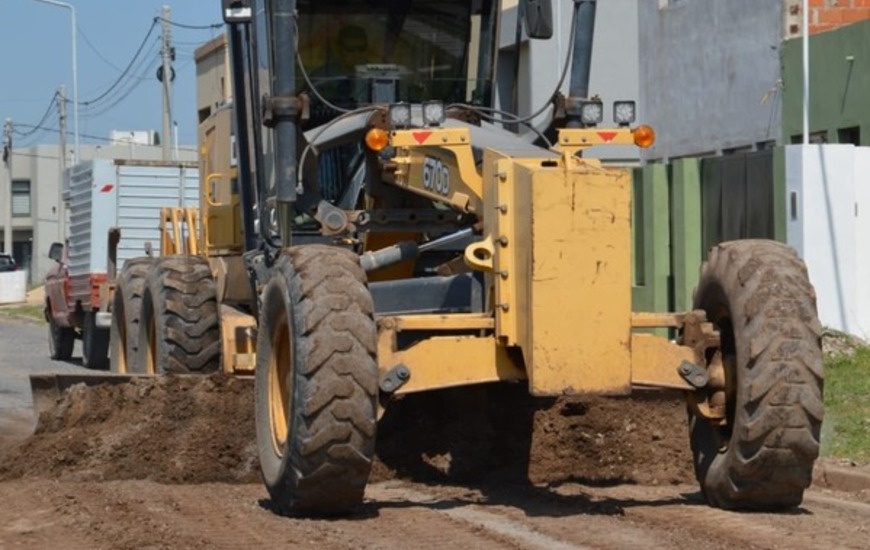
[571,484,870,550]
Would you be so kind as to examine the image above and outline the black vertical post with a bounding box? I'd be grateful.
[228,22,258,252]
[569,0,596,100]
[270,0,298,243]
[565,0,597,128]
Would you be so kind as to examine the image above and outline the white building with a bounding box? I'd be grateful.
[1,142,196,283]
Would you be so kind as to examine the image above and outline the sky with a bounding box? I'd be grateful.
[0,1,225,150]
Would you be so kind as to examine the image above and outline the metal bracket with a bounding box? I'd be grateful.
[262,93,309,128]
[379,364,411,393]
[677,360,709,389]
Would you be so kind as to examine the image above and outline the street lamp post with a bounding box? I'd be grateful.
[31,0,79,163]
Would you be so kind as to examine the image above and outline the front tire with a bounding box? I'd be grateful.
[690,240,824,510]
[137,255,221,375]
[110,258,154,374]
[256,245,378,516]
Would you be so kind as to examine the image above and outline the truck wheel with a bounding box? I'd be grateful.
[690,240,824,510]
[47,313,75,361]
[256,245,378,516]
[137,255,221,375]
[82,312,109,370]
[110,258,154,373]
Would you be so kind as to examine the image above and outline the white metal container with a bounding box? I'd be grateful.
[66,159,199,280]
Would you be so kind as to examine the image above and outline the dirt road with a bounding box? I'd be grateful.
[1,316,868,549]
[2,477,869,549]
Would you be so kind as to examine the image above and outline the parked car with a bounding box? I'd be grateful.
[0,254,17,272]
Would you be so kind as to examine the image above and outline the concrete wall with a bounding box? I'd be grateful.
[785,144,870,339]
[781,19,870,146]
[1,143,197,285]
[500,0,640,161]
[638,0,785,161]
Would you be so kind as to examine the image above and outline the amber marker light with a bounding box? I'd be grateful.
[365,128,390,151]
[632,125,656,148]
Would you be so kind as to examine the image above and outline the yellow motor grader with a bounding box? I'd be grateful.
[59,0,825,517]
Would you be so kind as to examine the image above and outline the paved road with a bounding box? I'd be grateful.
[0,316,88,443]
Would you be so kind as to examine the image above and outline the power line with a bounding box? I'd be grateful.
[78,25,125,73]
[154,16,222,30]
[77,20,158,107]
[12,92,60,138]
[82,59,160,118]
[14,123,198,152]
[79,38,160,115]
[11,150,62,161]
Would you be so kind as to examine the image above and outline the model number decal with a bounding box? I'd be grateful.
[422,157,450,196]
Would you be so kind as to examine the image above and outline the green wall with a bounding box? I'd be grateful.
[781,21,870,145]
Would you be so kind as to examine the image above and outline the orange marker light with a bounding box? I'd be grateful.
[632,125,656,148]
[365,128,389,151]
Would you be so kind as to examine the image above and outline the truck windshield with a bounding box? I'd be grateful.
[296,0,473,107]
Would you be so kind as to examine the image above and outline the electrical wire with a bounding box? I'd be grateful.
[77,20,158,107]
[503,2,579,125]
[293,16,355,116]
[154,16,222,31]
[78,26,125,73]
[11,150,61,161]
[78,36,160,116]
[447,104,553,148]
[14,124,198,153]
[12,92,60,139]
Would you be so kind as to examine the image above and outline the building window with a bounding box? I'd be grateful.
[11,180,30,217]
[791,131,829,144]
[838,126,860,146]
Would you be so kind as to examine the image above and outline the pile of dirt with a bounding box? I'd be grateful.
[0,375,694,488]
[373,384,693,486]
[0,375,259,484]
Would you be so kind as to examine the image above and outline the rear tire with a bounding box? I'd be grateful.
[137,255,221,374]
[47,313,75,361]
[256,245,378,517]
[690,240,824,510]
[110,258,154,374]
[82,311,109,370]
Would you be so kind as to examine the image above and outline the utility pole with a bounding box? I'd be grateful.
[58,86,67,242]
[160,5,173,160]
[2,119,13,256]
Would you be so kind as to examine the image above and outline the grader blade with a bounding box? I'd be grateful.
[29,373,140,418]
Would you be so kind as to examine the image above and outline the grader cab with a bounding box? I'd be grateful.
[101,0,824,517]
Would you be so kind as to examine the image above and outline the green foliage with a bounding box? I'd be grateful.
[822,347,870,462]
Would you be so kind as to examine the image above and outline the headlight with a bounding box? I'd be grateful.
[422,101,445,126]
[579,100,604,126]
[613,101,636,125]
[389,103,411,128]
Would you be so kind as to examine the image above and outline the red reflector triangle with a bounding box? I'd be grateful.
[597,131,618,142]
[100,184,115,193]
[412,131,432,144]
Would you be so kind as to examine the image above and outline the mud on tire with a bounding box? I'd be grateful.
[110,257,154,374]
[138,255,221,374]
[256,245,378,517]
[690,240,824,510]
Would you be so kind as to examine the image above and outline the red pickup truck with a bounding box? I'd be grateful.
[44,241,110,369]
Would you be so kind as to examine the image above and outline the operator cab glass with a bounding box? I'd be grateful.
[296,0,475,115]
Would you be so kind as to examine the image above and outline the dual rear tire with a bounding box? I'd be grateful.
[137,255,222,375]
